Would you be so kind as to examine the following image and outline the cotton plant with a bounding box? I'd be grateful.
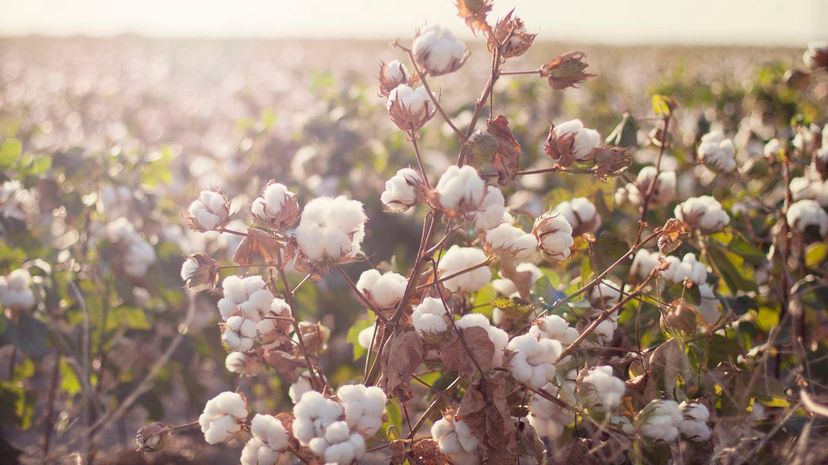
[117,6,828,465]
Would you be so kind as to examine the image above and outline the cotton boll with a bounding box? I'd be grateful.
[677,402,711,442]
[295,196,367,263]
[357,324,376,349]
[240,414,289,465]
[380,168,423,212]
[251,182,300,229]
[223,316,258,352]
[589,280,622,308]
[484,223,538,260]
[698,130,737,172]
[507,334,562,388]
[435,166,486,214]
[623,167,677,207]
[630,249,661,281]
[791,177,828,206]
[0,180,37,221]
[378,60,410,96]
[199,392,247,444]
[548,119,601,161]
[661,253,707,285]
[456,313,508,367]
[528,372,577,439]
[532,211,574,261]
[431,416,479,465]
[337,384,387,437]
[386,85,435,131]
[225,352,264,376]
[186,189,230,231]
[0,269,36,311]
[124,239,156,278]
[675,196,730,233]
[473,186,507,231]
[764,138,782,159]
[355,269,408,311]
[412,297,450,337]
[438,246,491,294]
[289,373,313,404]
[412,25,468,76]
[292,391,344,445]
[580,365,625,411]
[528,315,579,346]
[554,197,601,235]
[491,263,543,297]
[803,41,828,70]
[698,283,720,325]
[639,400,683,443]
[787,199,828,236]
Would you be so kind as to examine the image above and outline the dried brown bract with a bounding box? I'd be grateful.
[658,218,688,254]
[455,0,493,36]
[593,146,632,179]
[489,10,536,58]
[487,115,522,185]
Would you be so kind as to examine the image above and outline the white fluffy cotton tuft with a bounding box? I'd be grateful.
[438,246,491,294]
[295,196,367,263]
[698,130,736,173]
[199,391,248,445]
[412,25,468,76]
[675,196,730,233]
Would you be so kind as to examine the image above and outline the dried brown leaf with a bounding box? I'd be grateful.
[381,330,424,401]
[458,373,517,463]
[233,228,281,266]
[455,0,493,36]
[487,115,522,185]
[440,326,494,378]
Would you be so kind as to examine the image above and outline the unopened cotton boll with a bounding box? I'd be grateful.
[355,269,408,311]
[456,313,508,367]
[580,365,625,411]
[554,197,601,235]
[251,182,300,230]
[630,249,661,281]
[787,199,828,236]
[240,414,289,465]
[386,84,435,131]
[548,119,601,162]
[507,334,562,388]
[337,384,387,437]
[532,211,574,261]
[698,130,736,172]
[412,297,450,337]
[639,400,683,443]
[380,168,423,212]
[528,315,579,346]
[473,186,507,231]
[186,189,230,231]
[675,196,730,233]
[484,223,538,260]
[438,246,491,294]
[0,269,36,311]
[661,253,707,285]
[412,25,468,76]
[199,391,248,444]
[295,196,367,263]
[431,416,479,465]
[435,165,486,214]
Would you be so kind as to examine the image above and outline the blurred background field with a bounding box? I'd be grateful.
[0,34,824,464]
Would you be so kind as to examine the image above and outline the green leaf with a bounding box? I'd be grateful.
[0,315,49,359]
[0,139,22,168]
[60,359,82,395]
[109,306,150,331]
[706,243,756,292]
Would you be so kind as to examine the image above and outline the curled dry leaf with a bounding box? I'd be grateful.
[658,218,688,254]
[500,258,534,301]
[440,326,494,378]
[457,373,517,463]
[487,115,522,185]
[540,51,596,90]
[592,146,632,179]
[455,0,493,36]
[381,330,424,401]
[233,228,282,266]
[263,349,306,383]
[646,338,692,398]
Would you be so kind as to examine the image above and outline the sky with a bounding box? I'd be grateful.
[1,0,826,46]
